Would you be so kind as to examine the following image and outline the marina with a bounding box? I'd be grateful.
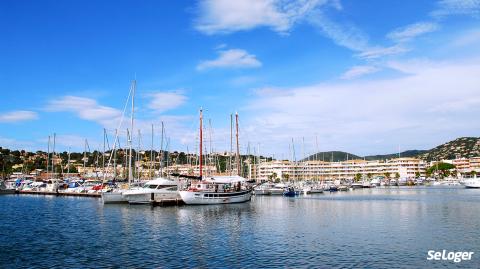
[1,187,479,268]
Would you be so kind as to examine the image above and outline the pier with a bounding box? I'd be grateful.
[17,190,101,198]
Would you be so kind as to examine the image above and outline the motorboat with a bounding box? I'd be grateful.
[283,187,298,197]
[351,182,363,189]
[266,183,287,195]
[338,185,349,191]
[179,176,252,205]
[0,180,15,194]
[371,178,381,187]
[464,177,480,188]
[122,178,179,204]
[253,182,273,195]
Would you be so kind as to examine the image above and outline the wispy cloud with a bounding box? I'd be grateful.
[243,59,480,156]
[195,0,327,35]
[387,22,440,42]
[340,65,379,79]
[431,0,480,17]
[46,96,122,127]
[146,91,187,113]
[356,45,410,60]
[197,49,262,70]
[0,110,38,123]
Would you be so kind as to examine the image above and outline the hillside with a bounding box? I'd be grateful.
[303,137,480,162]
[302,151,362,162]
[418,137,480,161]
[364,150,428,161]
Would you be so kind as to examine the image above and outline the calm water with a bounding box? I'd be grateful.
[1,187,479,268]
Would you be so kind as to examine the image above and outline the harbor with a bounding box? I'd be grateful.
[1,187,479,268]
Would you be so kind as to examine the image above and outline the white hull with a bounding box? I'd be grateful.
[464,179,480,188]
[266,188,284,195]
[254,189,270,195]
[124,190,180,204]
[102,192,127,204]
[179,190,252,205]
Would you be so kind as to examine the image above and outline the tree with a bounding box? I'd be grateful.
[282,173,290,182]
[426,162,455,178]
[471,170,477,177]
[384,172,391,179]
[415,171,421,178]
[367,173,372,180]
[395,172,400,179]
[354,173,362,182]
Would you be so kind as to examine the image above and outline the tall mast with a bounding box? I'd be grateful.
[160,121,164,177]
[113,129,118,178]
[150,124,154,179]
[67,147,71,174]
[230,113,233,176]
[46,135,50,177]
[83,139,87,176]
[235,112,240,177]
[128,80,136,185]
[103,128,106,176]
[53,133,56,178]
[199,108,203,178]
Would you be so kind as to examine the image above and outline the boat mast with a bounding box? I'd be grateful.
[199,108,203,178]
[67,147,71,175]
[53,133,56,179]
[150,124,154,179]
[230,113,233,176]
[46,135,50,178]
[235,112,240,177]
[160,121,164,177]
[128,80,136,185]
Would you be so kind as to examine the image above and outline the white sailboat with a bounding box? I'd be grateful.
[102,80,137,204]
[179,110,252,205]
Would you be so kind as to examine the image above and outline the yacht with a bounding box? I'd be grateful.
[253,182,273,195]
[266,183,287,195]
[179,176,252,205]
[371,178,381,187]
[464,177,480,188]
[122,178,179,204]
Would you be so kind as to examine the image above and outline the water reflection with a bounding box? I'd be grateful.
[0,188,479,268]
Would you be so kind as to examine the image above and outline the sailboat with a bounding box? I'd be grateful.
[179,110,252,205]
[102,80,137,204]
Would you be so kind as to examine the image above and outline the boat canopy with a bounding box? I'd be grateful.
[144,177,177,186]
[204,176,247,184]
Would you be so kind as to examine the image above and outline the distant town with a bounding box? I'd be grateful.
[2,137,479,182]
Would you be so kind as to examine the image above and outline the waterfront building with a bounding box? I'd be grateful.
[255,158,426,182]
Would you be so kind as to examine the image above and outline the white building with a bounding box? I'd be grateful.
[255,158,426,182]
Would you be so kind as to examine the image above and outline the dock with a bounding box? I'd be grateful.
[17,190,101,198]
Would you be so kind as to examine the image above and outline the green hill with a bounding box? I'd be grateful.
[303,137,480,162]
[418,137,480,161]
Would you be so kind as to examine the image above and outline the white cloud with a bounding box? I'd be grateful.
[46,96,122,128]
[356,45,410,60]
[195,0,327,34]
[387,22,440,42]
[340,65,379,79]
[197,49,262,70]
[431,0,480,17]
[243,59,480,157]
[147,91,187,113]
[307,10,370,52]
[0,110,38,123]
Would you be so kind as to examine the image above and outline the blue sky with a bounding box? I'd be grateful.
[1,0,480,159]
